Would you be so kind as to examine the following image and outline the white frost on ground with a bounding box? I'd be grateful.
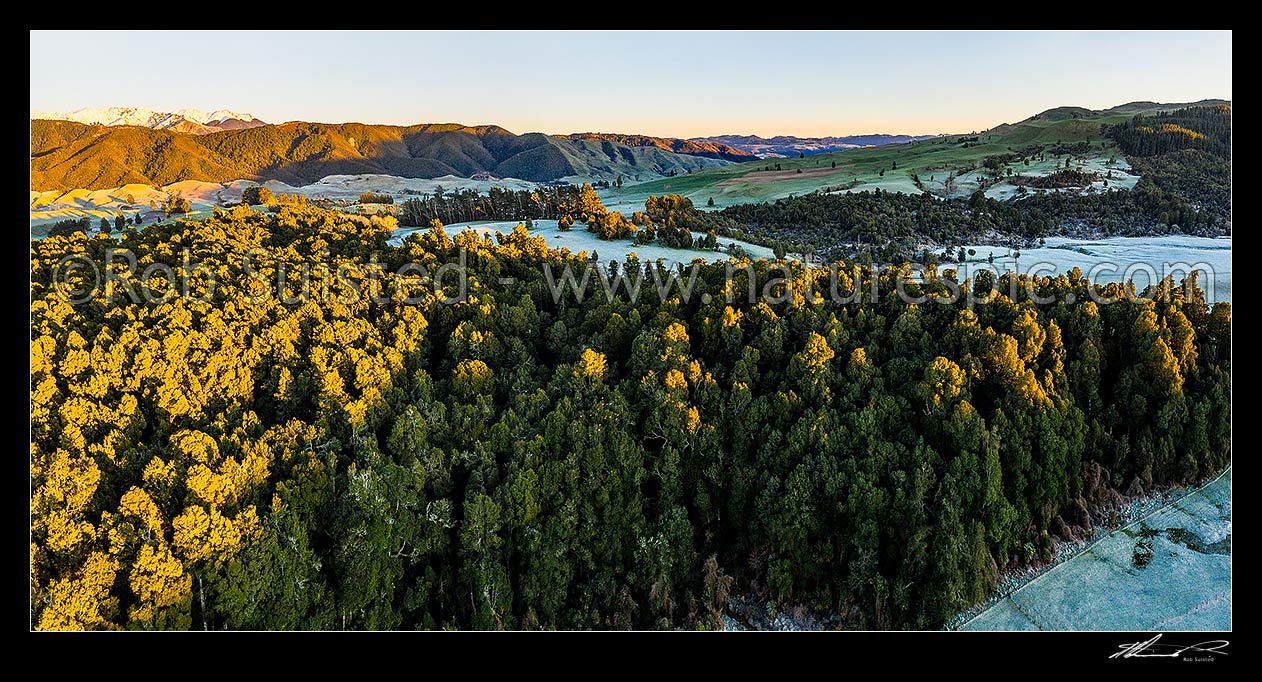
[981,155,1140,201]
[30,181,227,230]
[270,174,542,199]
[953,235,1232,303]
[958,468,1231,631]
[390,219,776,268]
[30,174,548,232]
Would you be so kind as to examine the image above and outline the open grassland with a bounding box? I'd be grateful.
[30,174,544,236]
[601,110,1148,209]
[30,180,232,235]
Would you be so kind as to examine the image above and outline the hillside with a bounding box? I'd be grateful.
[601,99,1231,212]
[692,133,940,157]
[601,102,1231,259]
[31,123,246,190]
[566,132,755,162]
[29,120,728,191]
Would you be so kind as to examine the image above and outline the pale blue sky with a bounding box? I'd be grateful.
[30,30,1231,138]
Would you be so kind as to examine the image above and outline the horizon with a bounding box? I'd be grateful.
[27,95,1233,141]
[32,105,968,138]
[30,30,1231,138]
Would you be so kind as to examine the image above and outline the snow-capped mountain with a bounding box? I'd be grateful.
[175,108,258,125]
[30,107,265,134]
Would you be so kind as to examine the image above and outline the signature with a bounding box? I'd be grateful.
[1111,634,1230,660]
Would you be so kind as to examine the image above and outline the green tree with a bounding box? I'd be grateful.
[460,493,512,629]
[243,186,274,206]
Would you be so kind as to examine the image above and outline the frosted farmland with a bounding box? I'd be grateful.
[389,219,777,268]
[955,235,1232,302]
[962,468,1231,631]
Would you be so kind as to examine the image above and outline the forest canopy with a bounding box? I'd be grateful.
[30,206,1230,630]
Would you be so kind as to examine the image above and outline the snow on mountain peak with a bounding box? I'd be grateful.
[31,106,262,131]
[30,106,161,127]
[176,108,258,124]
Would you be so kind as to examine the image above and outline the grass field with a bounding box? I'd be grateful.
[599,105,1167,209]
[30,180,230,235]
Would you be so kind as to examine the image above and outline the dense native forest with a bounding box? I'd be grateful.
[398,185,785,254]
[31,205,1230,630]
[719,178,1229,263]
[399,184,604,226]
[1105,105,1232,158]
[1104,105,1233,229]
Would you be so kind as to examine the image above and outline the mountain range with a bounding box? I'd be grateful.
[692,133,941,157]
[29,119,728,191]
[30,107,266,135]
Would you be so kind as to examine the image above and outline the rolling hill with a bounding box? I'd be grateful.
[565,132,755,162]
[599,99,1231,212]
[29,120,728,191]
[691,133,941,158]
